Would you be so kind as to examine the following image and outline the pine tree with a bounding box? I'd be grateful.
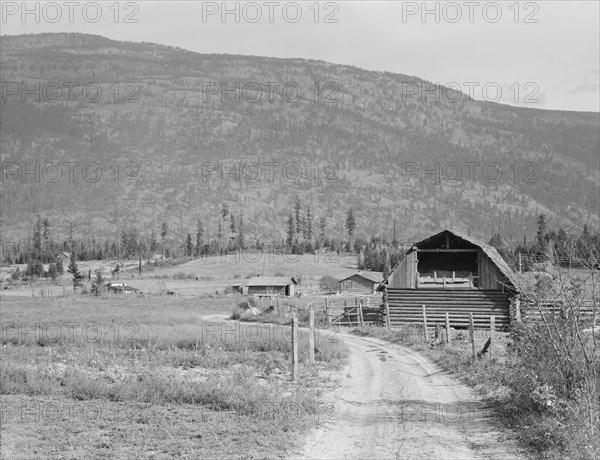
[47,263,58,280]
[286,214,295,248]
[56,257,64,274]
[195,219,204,256]
[150,230,158,252]
[345,208,357,240]
[160,222,168,256]
[42,217,50,257]
[221,203,229,219]
[230,214,237,234]
[306,207,313,241]
[185,233,193,256]
[237,212,245,250]
[91,270,105,295]
[294,197,302,236]
[536,214,548,258]
[67,254,84,289]
[33,215,42,259]
[319,216,326,241]
[120,230,129,258]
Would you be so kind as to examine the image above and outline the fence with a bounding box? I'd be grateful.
[521,299,598,324]
[324,297,383,327]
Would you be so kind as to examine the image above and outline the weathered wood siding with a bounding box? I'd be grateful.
[248,285,286,296]
[387,288,510,328]
[478,251,504,290]
[389,251,417,288]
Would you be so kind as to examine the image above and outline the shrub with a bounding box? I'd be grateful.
[319,275,339,293]
[47,264,58,280]
[11,267,21,281]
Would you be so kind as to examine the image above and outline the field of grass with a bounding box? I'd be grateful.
[0,294,349,459]
[0,252,360,298]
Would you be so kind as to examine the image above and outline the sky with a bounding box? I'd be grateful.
[2,0,599,112]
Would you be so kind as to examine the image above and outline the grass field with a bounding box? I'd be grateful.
[0,293,349,459]
[0,252,361,297]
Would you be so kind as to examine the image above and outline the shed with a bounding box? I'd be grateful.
[56,252,71,263]
[382,229,520,328]
[242,276,298,297]
[108,281,138,294]
[339,271,382,294]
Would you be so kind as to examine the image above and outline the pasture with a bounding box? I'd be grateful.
[0,252,359,298]
[0,291,349,459]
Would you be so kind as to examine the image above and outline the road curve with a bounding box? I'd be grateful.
[293,333,524,460]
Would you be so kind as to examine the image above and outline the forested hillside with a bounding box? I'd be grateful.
[1,33,598,247]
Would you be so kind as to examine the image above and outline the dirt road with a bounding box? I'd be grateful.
[294,333,524,460]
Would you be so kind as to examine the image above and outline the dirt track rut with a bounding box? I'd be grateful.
[294,333,524,460]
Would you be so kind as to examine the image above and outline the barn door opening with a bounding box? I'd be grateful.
[416,251,478,288]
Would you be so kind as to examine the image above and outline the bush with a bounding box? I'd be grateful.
[47,264,58,280]
[319,275,339,293]
[11,268,21,281]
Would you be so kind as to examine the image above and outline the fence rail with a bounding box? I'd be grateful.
[521,300,598,323]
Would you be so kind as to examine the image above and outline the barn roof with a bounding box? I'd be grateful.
[339,272,382,284]
[244,276,298,287]
[383,229,520,291]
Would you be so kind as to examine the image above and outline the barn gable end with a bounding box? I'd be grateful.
[382,230,520,328]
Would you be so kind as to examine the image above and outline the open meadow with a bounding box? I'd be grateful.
[0,252,360,298]
[0,257,351,460]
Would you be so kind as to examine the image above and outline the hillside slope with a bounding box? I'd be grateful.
[1,33,598,243]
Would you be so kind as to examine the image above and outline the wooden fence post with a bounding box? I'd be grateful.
[445,312,451,344]
[358,300,364,327]
[490,315,495,362]
[422,305,428,342]
[469,313,476,359]
[385,301,390,330]
[291,317,298,380]
[308,306,315,364]
[326,298,330,326]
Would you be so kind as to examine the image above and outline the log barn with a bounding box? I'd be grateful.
[382,229,520,328]
[339,271,382,294]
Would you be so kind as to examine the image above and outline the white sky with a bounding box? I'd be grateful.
[2,0,599,111]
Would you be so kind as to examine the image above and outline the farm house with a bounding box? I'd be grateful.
[241,276,298,297]
[339,271,382,294]
[381,229,520,328]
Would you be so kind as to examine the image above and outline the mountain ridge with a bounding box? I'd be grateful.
[1,33,598,246]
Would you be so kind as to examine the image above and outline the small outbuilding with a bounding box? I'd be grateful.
[56,252,71,263]
[339,271,382,294]
[241,276,298,297]
[108,281,139,294]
